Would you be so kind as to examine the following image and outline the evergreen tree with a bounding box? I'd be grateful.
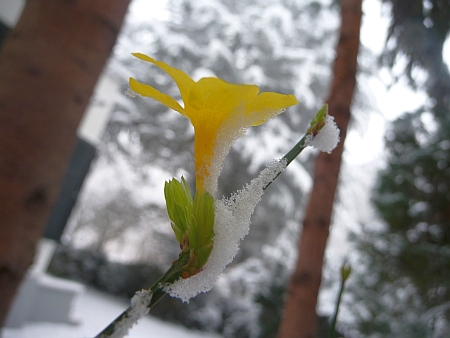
[349,110,450,337]
[347,1,450,336]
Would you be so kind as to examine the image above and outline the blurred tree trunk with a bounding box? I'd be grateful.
[277,0,362,337]
[0,0,130,326]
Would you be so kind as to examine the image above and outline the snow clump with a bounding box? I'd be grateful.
[164,159,287,302]
[307,115,340,153]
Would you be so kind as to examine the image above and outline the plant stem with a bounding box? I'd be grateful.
[95,125,313,337]
[264,133,309,190]
[328,280,345,338]
[94,251,190,338]
[329,262,351,338]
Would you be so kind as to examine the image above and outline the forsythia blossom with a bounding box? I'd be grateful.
[93,56,341,338]
[129,54,301,300]
[129,53,298,195]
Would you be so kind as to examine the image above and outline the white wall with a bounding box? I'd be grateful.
[0,0,25,26]
[78,73,120,145]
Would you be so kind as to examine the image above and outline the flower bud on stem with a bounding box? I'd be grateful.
[328,260,352,338]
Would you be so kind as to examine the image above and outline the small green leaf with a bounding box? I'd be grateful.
[189,191,215,270]
[172,202,190,234]
[165,177,215,276]
[164,177,194,244]
[190,192,215,248]
[340,261,352,282]
[196,243,213,269]
[193,191,215,245]
[308,104,328,135]
[170,221,184,244]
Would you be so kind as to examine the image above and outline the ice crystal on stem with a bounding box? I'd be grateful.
[164,159,287,301]
[305,104,340,153]
[307,115,340,153]
[100,291,151,338]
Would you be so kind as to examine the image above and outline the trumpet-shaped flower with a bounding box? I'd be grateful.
[128,54,299,300]
[129,53,298,195]
[93,58,337,338]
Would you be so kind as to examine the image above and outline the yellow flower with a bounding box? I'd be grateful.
[129,53,298,194]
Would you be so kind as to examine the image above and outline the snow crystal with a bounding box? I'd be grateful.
[164,159,287,302]
[307,115,340,153]
[202,109,285,195]
[125,87,137,98]
[107,290,152,338]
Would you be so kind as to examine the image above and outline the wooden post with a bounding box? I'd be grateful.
[0,0,130,326]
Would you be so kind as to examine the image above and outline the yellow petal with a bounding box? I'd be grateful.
[185,77,259,125]
[129,77,186,115]
[184,78,298,193]
[132,53,194,104]
[245,92,298,126]
[129,55,299,195]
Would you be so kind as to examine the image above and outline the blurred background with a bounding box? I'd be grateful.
[1,0,449,337]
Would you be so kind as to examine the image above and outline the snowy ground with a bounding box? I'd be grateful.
[2,287,221,338]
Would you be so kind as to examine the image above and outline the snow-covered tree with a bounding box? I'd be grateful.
[346,0,450,336]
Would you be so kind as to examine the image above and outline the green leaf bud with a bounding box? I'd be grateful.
[340,261,352,282]
[190,191,215,268]
[164,177,215,276]
[164,177,194,244]
[308,104,328,136]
